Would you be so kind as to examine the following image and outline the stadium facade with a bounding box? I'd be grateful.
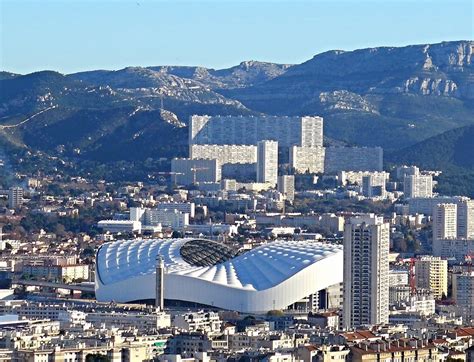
[95,238,343,313]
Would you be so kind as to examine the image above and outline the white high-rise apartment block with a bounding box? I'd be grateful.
[171,158,221,185]
[257,140,278,185]
[343,214,389,329]
[457,199,474,239]
[431,199,474,262]
[289,146,325,173]
[338,171,389,187]
[396,165,420,180]
[415,256,448,300]
[404,174,433,198]
[189,115,323,148]
[8,187,24,209]
[433,203,457,240]
[324,147,383,173]
[362,174,387,198]
[190,144,257,165]
[277,175,295,203]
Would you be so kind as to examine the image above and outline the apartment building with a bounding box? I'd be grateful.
[343,214,390,329]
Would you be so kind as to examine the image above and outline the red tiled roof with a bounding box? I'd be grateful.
[454,327,474,337]
[341,330,377,341]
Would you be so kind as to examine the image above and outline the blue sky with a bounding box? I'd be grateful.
[1,0,473,74]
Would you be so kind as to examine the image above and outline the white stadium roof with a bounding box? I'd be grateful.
[95,238,343,313]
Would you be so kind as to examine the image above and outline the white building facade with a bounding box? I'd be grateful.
[290,146,325,174]
[189,115,323,148]
[257,140,278,185]
[324,147,383,173]
[171,158,221,185]
[404,174,433,198]
[433,203,458,240]
[277,175,295,203]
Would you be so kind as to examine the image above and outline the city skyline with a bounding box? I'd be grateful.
[2,1,474,357]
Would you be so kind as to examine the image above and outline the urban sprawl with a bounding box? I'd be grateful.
[0,115,473,362]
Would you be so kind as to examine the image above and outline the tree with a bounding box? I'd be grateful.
[55,224,66,237]
[267,310,284,317]
[171,230,182,238]
[81,246,95,258]
[86,354,110,362]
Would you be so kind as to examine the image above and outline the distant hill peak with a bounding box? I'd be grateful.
[237,60,292,68]
[0,71,20,80]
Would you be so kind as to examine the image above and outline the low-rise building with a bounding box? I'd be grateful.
[172,311,222,334]
[97,220,141,233]
[86,310,171,330]
[350,339,439,362]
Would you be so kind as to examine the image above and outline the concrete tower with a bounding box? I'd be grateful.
[8,187,23,209]
[433,203,457,240]
[257,140,278,185]
[156,254,165,310]
[343,214,389,329]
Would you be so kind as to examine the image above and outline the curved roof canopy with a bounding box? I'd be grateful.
[96,238,343,312]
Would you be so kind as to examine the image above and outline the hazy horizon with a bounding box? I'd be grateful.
[1,0,473,74]
[2,38,473,76]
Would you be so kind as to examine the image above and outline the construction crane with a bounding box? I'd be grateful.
[156,171,184,188]
[190,167,208,185]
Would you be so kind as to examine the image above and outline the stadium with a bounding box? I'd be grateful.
[95,238,343,313]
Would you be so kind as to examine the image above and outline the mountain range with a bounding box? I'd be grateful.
[0,40,473,183]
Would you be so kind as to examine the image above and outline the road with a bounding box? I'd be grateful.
[0,105,57,130]
[13,279,95,293]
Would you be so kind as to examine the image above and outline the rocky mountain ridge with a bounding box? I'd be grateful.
[0,40,473,165]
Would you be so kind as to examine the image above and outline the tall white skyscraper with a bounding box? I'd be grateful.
[457,199,474,240]
[277,175,295,203]
[343,214,389,329]
[257,140,278,185]
[404,174,433,198]
[433,203,457,240]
